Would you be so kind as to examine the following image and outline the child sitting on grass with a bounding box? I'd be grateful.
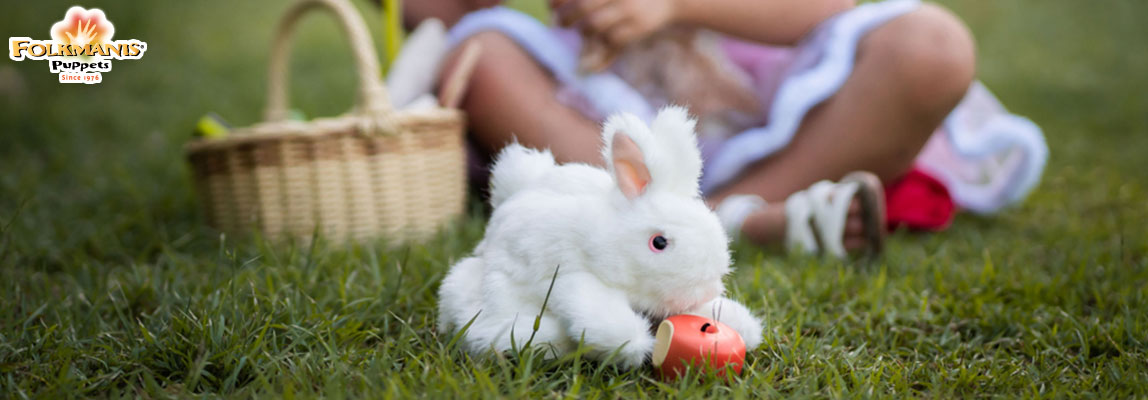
[404,0,1046,258]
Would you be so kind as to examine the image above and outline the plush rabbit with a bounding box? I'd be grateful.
[438,106,763,368]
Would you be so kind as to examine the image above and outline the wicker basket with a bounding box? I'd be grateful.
[185,0,466,243]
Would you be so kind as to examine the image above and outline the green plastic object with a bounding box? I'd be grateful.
[194,112,230,139]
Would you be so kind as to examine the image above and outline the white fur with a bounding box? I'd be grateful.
[487,143,557,208]
[602,106,703,198]
[438,106,763,368]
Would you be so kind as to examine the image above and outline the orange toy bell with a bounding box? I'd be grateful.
[651,315,746,381]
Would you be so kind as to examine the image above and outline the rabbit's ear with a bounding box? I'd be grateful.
[645,106,703,197]
[602,112,655,200]
[611,132,651,200]
[601,107,703,198]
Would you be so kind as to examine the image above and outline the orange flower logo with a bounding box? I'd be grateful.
[9,6,146,84]
[50,6,115,48]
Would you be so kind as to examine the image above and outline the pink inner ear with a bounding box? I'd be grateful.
[612,132,651,200]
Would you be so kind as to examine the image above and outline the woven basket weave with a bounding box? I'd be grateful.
[185,0,466,243]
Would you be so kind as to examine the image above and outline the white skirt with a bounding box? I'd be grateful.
[448,0,1048,213]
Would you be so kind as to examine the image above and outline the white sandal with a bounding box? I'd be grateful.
[716,171,886,259]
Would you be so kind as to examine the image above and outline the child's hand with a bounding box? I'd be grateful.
[551,0,677,49]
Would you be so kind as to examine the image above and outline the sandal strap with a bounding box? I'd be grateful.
[785,180,861,258]
[715,194,767,239]
[809,180,861,258]
[784,190,819,253]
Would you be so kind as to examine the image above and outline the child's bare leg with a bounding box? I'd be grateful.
[709,5,976,249]
[447,32,604,165]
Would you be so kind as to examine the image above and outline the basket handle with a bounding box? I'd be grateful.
[264,0,393,124]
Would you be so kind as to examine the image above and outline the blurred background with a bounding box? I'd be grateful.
[0,0,1145,271]
[1,1,1147,396]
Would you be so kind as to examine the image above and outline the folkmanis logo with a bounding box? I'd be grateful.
[8,6,147,84]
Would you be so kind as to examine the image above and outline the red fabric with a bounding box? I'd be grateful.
[884,167,956,231]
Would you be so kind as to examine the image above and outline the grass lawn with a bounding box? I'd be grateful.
[2,0,1146,397]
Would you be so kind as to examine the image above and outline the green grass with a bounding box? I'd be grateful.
[2,0,1146,397]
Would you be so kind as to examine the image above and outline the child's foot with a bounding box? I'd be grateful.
[716,172,886,259]
[739,200,869,251]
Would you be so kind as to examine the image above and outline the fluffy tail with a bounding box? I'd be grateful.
[438,256,486,334]
[488,143,556,208]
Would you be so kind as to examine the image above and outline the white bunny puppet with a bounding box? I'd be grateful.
[438,106,763,368]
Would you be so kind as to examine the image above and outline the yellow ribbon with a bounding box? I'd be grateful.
[381,0,403,74]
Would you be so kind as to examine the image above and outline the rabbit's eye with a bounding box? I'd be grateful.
[649,235,668,252]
